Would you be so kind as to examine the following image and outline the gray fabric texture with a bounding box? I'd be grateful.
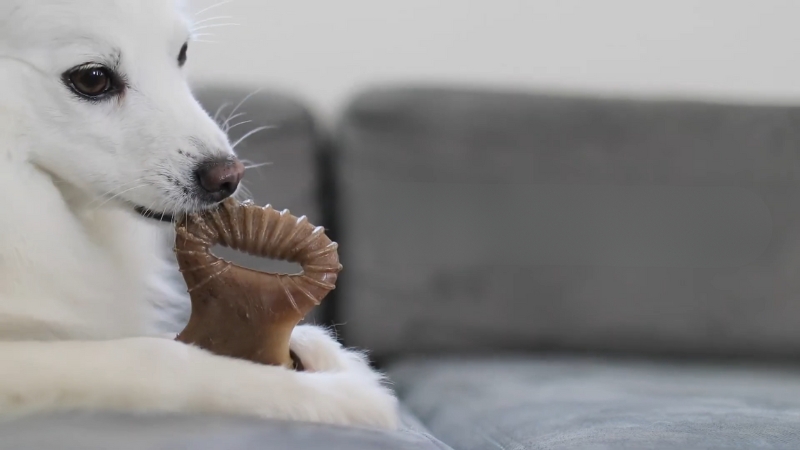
[0,409,452,450]
[390,356,800,450]
[334,85,800,359]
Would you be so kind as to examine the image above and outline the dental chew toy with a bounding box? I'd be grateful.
[173,198,342,370]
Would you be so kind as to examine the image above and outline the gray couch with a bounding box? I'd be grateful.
[3,85,800,449]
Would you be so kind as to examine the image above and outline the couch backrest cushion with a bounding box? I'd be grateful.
[334,86,800,360]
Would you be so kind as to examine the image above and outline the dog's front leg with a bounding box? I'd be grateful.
[0,336,399,429]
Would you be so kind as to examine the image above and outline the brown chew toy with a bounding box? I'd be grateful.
[173,198,342,370]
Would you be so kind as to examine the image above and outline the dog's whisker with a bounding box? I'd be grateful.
[142,198,160,220]
[226,89,262,124]
[231,126,274,149]
[223,111,246,124]
[226,120,252,132]
[190,33,217,42]
[213,102,232,123]
[244,162,272,170]
[234,184,253,202]
[222,112,246,131]
[88,178,148,207]
[191,23,240,32]
[194,0,234,17]
[91,184,148,212]
[191,15,234,26]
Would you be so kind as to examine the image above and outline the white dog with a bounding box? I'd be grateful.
[0,0,398,429]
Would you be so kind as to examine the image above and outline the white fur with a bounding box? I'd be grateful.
[0,0,398,430]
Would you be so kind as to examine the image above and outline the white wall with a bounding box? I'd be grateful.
[188,0,800,116]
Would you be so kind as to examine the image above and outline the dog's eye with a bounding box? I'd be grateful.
[66,66,114,98]
[178,43,188,67]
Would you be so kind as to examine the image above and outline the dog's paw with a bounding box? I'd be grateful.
[286,325,400,429]
[288,325,368,374]
[302,369,400,430]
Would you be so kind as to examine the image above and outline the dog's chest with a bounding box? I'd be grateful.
[0,208,172,339]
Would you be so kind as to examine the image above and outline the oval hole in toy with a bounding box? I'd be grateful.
[210,244,303,275]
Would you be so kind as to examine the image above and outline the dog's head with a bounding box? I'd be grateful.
[0,0,242,220]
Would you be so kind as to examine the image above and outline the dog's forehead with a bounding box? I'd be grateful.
[2,0,190,48]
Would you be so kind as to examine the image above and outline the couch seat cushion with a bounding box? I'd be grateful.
[0,407,452,450]
[390,355,800,450]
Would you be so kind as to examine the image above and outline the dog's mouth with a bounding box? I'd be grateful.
[134,206,176,223]
[133,201,226,224]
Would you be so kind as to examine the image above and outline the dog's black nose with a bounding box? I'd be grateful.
[194,157,245,202]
